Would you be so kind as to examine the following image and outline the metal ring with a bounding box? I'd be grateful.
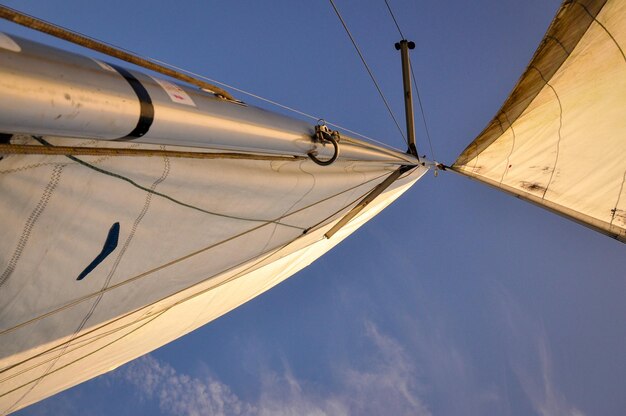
[308,133,339,166]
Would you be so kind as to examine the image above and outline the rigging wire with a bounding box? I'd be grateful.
[0,5,234,101]
[328,0,408,145]
[410,65,436,160]
[384,0,405,40]
[382,0,436,160]
[142,58,401,150]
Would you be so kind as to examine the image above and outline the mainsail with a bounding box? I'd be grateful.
[453,0,626,242]
[0,33,427,412]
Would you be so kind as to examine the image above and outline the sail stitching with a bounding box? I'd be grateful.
[11,165,410,382]
[0,310,160,382]
[576,1,626,223]
[527,65,563,200]
[576,1,626,62]
[1,229,307,395]
[0,165,63,289]
[1,166,403,383]
[454,0,606,166]
[0,172,397,385]
[0,309,170,402]
[65,153,303,229]
[3,190,389,387]
[74,151,170,333]
[260,161,317,253]
[0,161,64,175]
[1,232,314,389]
[471,116,505,174]
[546,35,572,55]
[0,237,296,381]
[32,137,304,230]
[4,154,171,412]
[0,171,391,340]
[498,113,517,184]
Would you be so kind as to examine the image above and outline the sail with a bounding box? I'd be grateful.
[0,34,427,412]
[453,0,626,242]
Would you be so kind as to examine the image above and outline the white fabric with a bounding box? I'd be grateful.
[454,0,626,241]
[0,136,426,412]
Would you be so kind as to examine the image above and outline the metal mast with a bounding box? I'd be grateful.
[395,40,418,159]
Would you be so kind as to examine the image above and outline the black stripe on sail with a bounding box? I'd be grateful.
[110,64,154,139]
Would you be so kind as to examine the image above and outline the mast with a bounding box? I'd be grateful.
[394,39,418,159]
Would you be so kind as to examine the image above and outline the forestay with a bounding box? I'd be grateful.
[453,0,626,242]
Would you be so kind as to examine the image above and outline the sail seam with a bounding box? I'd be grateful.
[499,112,517,184]
[576,2,626,226]
[4,200,386,387]
[1,232,302,394]
[528,66,563,200]
[576,1,626,62]
[1,234,309,388]
[75,151,170,334]
[0,238,296,380]
[0,182,368,387]
[0,171,391,340]
[455,0,607,166]
[260,161,317,253]
[32,137,304,230]
[0,165,63,289]
[4,153,171,412]
[0,309,169,403]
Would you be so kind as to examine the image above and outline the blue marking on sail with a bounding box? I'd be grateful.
[77,222,120,281]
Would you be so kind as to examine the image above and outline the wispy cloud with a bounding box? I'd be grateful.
[119,321,430,416]
[121,355,255,416]
[339,322,431,416]
[497,287,585,416]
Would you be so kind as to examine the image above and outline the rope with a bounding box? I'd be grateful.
[0,170,392,339]
[0,143,305,162]
[328,0,407,145]
[0,170,398,387]
[0,6,236,101]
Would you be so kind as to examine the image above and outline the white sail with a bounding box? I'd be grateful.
[453,0,626,242]
[0,34,427,412]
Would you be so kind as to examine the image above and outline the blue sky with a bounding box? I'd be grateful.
[4,1,626,415]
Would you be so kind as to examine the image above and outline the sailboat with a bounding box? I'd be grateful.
[0,0,624,413]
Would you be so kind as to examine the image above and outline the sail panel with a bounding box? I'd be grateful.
[453,0,626,241]
[0,136,426,412]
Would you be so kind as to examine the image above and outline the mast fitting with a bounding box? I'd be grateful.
[308,123,340,166]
